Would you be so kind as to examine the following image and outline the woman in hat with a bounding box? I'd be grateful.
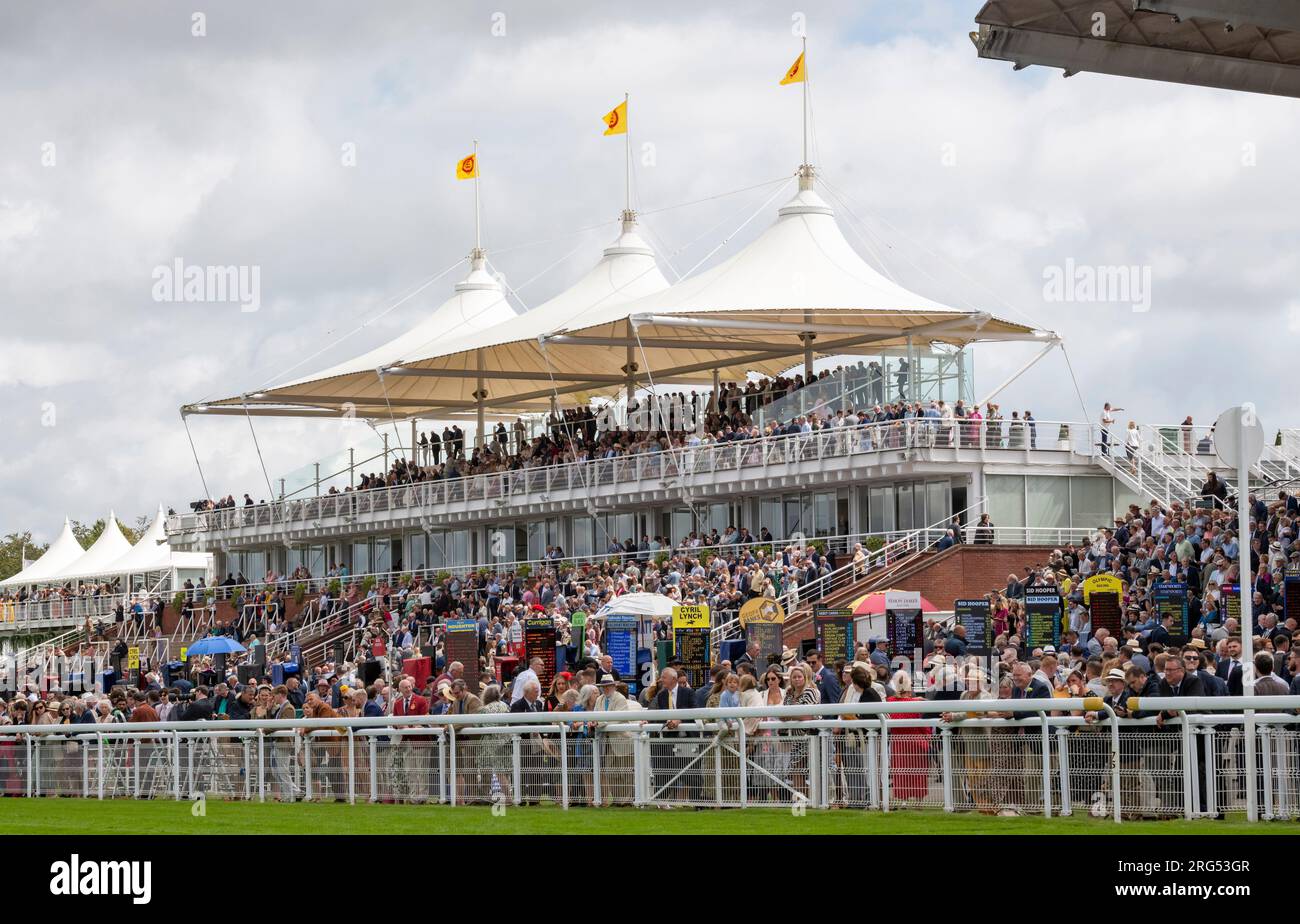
[885,670,931,803]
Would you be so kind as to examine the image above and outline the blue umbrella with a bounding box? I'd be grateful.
[185,637,247,656]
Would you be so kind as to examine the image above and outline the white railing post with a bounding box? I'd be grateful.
[940,725,953,812]
[1040,716,1052,818]
[1055,726,1071,816]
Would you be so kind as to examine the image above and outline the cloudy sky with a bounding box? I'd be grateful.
[3,0,1297,542]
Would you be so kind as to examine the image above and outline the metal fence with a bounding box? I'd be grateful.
[2,699,1297,820]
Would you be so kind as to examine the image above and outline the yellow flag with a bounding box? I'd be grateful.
[455,153,478,180]
[602,100,627,136]
[780,51,805,85]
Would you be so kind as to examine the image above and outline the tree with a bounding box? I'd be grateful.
[0,531,48,582]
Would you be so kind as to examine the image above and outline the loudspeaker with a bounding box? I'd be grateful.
[332,643,345,666]
[359,659,382,687]
[213,652,227,679]
[250,644,266,667]
[720,639,747,665]
[162,661,187,688]
[800,638,818,657]
[237,664,257,685]
[100,670,118,694]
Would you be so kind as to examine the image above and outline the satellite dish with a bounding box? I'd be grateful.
[1214,406,1265,468]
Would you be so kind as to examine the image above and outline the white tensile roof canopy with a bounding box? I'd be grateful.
[1,509,213,587]
[185,171,1050,422]
[97,505,211,577]
[0,518,85,587]
[52,512,133,583]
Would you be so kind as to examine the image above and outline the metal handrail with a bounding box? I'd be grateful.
[166,417,1097,540]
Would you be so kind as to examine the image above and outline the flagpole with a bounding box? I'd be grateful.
[624,91,631,213]
[473,138,481,251]
[801,36,808,167]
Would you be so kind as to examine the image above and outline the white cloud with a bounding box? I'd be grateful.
[0,1,1294,534]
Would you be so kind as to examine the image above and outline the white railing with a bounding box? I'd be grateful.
[167,418,1096,540]
[2,697,1296,820]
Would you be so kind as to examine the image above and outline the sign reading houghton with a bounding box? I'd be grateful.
[1023,592,1062,651]
[524,617,557,693]
[739,598,786,673]
[953,598,991,655]
[814,606,855,664]
[443,618,479,676]
[605,614,638,693]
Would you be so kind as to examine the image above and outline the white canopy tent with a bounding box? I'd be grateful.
[0,518,85,587]
[50,512,132,584]
[97,506,212,580]
[185,171,1052,423]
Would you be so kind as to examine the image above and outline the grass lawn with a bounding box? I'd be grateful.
[0,798,1293,834]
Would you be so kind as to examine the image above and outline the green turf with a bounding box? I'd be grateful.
[0,798,1293,834]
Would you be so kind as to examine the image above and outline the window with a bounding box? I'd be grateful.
[759,498,781,541]
[927,481,950,527]
[869,485,894,533]
[350,542,370,575]
[897,483,914,531]
[1027,475,1070,540]
[407,534,427,573]
[985,474,1025,543]
[1070,477,1114,531]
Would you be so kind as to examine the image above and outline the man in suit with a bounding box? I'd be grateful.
[269,685,299,801]
[805,649,842,705]
[509,678,554,803]
[388,677,430,804]
[1146,611,1175,649]
[652,668,701,803]
[1155,655,1206,815]
[1185,648,1226,696]
[1216,639,1245,697]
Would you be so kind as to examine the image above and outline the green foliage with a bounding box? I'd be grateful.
[516,563,532,579]
[0,531,47,582]
[328,579,342,595]
[293,582,307,605]
[172,592,185,613]
[361,575,376,593]
[863,536,886,553]
[435,571,451,583]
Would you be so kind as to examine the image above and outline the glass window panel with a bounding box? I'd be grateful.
[914,483,927,528]
[350,543,370,575]
[1070,476,1113,531]
[527,520,546,561]
[428,533,446,570]
[869,485,894,533]
[573,517,593,558]
[308,546,326,577]
[897,483,914,531]
[814,493,835,537]
[1112,479,1142,518]
[759,498,781,541]
[408,533,427,573]
[784,497,804,538]
[985,475,1026,541]
[927,481,949,527]
[672,508,694,545]
[1026,476,1069,546]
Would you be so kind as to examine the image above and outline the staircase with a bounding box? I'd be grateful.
[710,501,987,650]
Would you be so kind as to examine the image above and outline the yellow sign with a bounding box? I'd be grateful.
[672,604,710,629]
[739,598,785,625]
[602,100,627,136]
[180,647,188,663]
[455,153,478,180]
[127,647,140,670]
[1082,573,1123,604]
